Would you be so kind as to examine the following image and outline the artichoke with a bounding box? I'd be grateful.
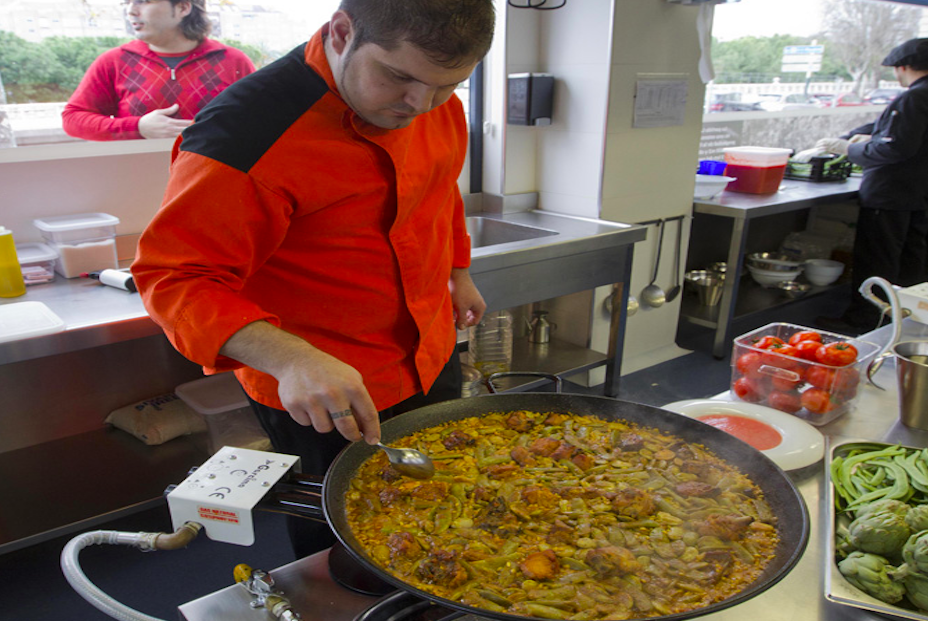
[848,509,911,556]
[838,551,905,604]
[855,499,911,521]
[903,573,928,611]
[893,531,928,579]
[906,505,928,531]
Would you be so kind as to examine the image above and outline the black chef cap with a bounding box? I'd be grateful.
[882,38,928,67]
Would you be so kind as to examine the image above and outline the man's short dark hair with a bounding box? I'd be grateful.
[172,0,211,42]
[338,0,495,68]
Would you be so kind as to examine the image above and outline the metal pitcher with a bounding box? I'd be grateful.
[527,310,556,344]
[894,341,928,430]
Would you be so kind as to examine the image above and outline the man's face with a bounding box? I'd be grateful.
[894,65,913,88]
[330,28,476,130]
[125,0,191,49]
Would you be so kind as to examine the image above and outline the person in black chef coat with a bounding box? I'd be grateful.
[815,38,928,335]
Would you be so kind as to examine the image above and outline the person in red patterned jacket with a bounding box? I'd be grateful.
[62,0,254,141]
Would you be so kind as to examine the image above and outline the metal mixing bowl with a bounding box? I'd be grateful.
[747,252,802,272]
[778,281,811,299]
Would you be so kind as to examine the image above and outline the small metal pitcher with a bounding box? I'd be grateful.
[527,310,556,344]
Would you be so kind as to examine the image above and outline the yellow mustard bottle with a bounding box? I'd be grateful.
[0,226,26,298]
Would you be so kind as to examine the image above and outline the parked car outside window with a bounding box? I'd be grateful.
[707,92,763,112]
[863,87,905,105]
[809,92,866,107]
[755,93,819,111]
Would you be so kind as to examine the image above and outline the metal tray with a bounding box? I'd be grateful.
[825,438,928,620]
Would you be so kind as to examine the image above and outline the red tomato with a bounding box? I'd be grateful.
[762,343,800,370]
[815,342,859,366]
[754,336,786,350]
[834,367,861,393]
[794,340,822,361]
[789,331,823,346]
[801,387,836,414]
[733,377,763,402]
[807,366,837,390]
[768,390,802,414]
[771,374,802,391]
[736,352,764,379]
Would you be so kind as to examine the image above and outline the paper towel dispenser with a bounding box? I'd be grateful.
[508,73,554,126]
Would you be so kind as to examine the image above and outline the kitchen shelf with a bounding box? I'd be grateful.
[685,177,861,358]
[681,277,847,328]
[0,428,208,554]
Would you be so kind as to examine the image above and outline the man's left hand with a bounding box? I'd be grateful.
[815,137,850,156]
[449,268,487,330]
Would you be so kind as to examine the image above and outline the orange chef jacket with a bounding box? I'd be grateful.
[132,28,472,411]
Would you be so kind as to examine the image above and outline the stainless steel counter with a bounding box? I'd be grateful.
[0,211,645,367]
[179,318,928,621]
[688,177,862,358]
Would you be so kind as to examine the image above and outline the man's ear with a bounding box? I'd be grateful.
[175,0,194,18]
[329,10,354,55]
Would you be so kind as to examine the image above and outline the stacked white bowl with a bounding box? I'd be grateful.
[804,259,844,286]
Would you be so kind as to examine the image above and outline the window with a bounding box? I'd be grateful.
[699,0,926,159]
[0,0,342,147]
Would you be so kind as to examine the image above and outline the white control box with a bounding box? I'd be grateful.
[897,283,928,325]
[167,446,300,545]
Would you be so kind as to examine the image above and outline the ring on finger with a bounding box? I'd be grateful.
[329,408,354,420]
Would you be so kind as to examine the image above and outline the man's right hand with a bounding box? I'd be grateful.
[137,104,193,139]
[219,321,381,444]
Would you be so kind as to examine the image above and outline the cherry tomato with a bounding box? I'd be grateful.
[768,390,802,414]
[793,340,822,361]
[801,387,836,414]
[815,342,859,367]
[834,367,860,393]
[789,331,823,346]
[762,343,800,370]
[754,336,785,350]
[733,377,763,402]
[736,352,764,379]
[771,374,802,391]
[807,366,837,390]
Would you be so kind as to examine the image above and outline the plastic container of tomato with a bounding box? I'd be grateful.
[723,147,792,194]
[730,322,880,426]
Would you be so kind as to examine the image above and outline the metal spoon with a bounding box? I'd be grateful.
[641,219,666,308]
[665,217,684,302]
[375,441,435,479]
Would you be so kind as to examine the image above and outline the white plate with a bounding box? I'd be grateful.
[661,399,825,471]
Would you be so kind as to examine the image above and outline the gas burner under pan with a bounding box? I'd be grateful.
[355,591,463,621]
[328,540,396,596]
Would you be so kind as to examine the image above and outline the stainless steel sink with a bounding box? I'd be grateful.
[466,216,558,248]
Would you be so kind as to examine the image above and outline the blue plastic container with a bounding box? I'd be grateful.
[698,160,728,176]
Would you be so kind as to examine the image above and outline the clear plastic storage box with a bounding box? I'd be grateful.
[15,242,57,285]
[730,322,880,426]
[175,373,271,454]
[32,212,119,278]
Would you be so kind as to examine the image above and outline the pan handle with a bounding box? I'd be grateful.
[256,472,327,523]
[486,372,563,393]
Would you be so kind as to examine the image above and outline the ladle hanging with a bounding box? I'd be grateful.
[641,219,667,308]
[665,217,684,303]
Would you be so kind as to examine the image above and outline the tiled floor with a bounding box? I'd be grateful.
[0,286,853,621]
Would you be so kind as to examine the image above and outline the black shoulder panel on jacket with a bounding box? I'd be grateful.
[179,44,328,173]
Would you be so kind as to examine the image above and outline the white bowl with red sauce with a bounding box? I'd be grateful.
[661,398,824,471]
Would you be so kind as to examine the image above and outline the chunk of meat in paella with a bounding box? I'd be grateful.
[585,546,641,578]
[415,548,468,587]
[693,514,754,540]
